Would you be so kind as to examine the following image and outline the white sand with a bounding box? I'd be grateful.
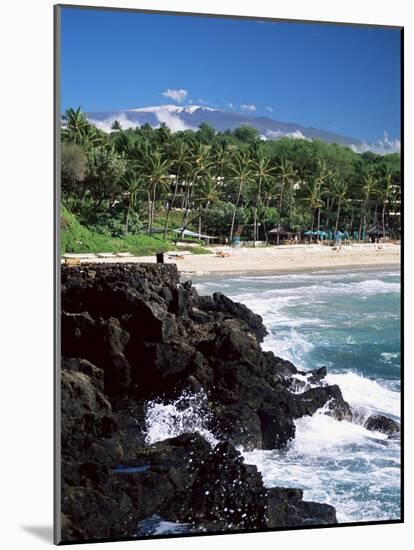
[64,243,400,275]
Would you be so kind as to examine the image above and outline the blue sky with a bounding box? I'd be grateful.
[60,6,401,143]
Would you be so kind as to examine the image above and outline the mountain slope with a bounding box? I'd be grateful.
[87,104,363,147]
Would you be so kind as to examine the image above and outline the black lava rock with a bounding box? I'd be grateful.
[60,264,344,541]
[364,414,400,435]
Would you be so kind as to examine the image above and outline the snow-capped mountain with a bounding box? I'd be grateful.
[86,105,400,154]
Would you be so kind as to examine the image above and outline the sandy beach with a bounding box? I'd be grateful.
[64,243,400,274]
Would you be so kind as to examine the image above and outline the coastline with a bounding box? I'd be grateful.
[61,263,346,540]
[65,243,400,275]
[60,263,401,539]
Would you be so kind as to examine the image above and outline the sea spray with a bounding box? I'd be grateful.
[325,371,400,419]
[242,403,400,523]
[194,266,401,523]
[145,391,219,447]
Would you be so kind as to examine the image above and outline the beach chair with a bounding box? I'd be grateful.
[64,257,81,267]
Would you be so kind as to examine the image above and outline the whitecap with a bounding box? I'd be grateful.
[144,391,219,447]
[325,371,400,419]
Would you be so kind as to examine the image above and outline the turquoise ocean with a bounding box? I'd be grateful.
[191,266,401,523]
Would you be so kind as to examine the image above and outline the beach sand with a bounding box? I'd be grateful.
[65,243,400,274]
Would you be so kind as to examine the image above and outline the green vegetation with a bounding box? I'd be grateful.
[61,205,177,255]
[61,107,401,256]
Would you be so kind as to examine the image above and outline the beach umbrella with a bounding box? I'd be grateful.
[304,230,314,236]
[334,230,344,242]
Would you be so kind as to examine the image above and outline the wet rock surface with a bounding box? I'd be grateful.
[364,414,400,436]
[60,264,344,541]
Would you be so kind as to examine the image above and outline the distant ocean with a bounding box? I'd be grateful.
[192,266,401,523]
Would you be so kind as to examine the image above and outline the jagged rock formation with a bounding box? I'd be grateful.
[364,413,400,436]
[60,264,346,541]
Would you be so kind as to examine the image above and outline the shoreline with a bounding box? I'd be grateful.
[182,262,400,279]
[65,243,400,275]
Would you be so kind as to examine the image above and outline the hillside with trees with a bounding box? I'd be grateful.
[60,107,401,255]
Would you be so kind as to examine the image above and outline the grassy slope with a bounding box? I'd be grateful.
[60,206,211,256]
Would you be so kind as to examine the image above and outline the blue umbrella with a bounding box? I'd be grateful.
[304,230,315,236]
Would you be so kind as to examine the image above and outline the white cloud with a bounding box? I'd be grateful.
[88,113,140,133]
[266,129,311,141]
[350,131,401,155]
[227,102,235,109]
[88,106,196,134]
[265,106,273,112]
[162,88,188,103]
[155,107,196,132]
[240,104,256,112]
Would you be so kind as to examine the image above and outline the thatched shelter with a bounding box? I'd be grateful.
[366,223,390,241]
[268,225,299,243]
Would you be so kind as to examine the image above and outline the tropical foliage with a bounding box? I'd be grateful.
[61,107,401,254]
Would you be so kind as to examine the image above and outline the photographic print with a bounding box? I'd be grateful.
[55,4,402,544]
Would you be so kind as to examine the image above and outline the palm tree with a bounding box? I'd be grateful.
[213,143,231,178]
[157,123,174,149]
[121,173,143,236]
[62,107,107,150]
[163,140,191,238]
[314,159,331,237]
[260,176,278,243]
[330,176,348,233]
[62,107,88,144]
[302,179,324,241]
[358,173,380,240]
[180,144,212,234]
[138,149,172,235]
[251,154,275,245]
[378,171,393,241]
[228,151,253,243]
[275,159,297,244]
[111,120,122,131]
[194,175,222,237]
[82,125,107,149]
[113,132,139,158]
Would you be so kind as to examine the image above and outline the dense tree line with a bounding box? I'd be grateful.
[61,107,401,244]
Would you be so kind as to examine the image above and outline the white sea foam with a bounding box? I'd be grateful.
[293,410,387,455]
[238,279,399,304]
[136,515,190,536]
[325,371,400,419]
[263,328,315,369]
[194,269,401,522]
[381,351,400,364]
[243,404,400,523]
[144,392,219,447]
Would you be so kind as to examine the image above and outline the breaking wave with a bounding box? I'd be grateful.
[194,266,401,523]
[145,391,219,447]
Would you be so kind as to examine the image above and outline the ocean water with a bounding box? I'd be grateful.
[144,266,401,525]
